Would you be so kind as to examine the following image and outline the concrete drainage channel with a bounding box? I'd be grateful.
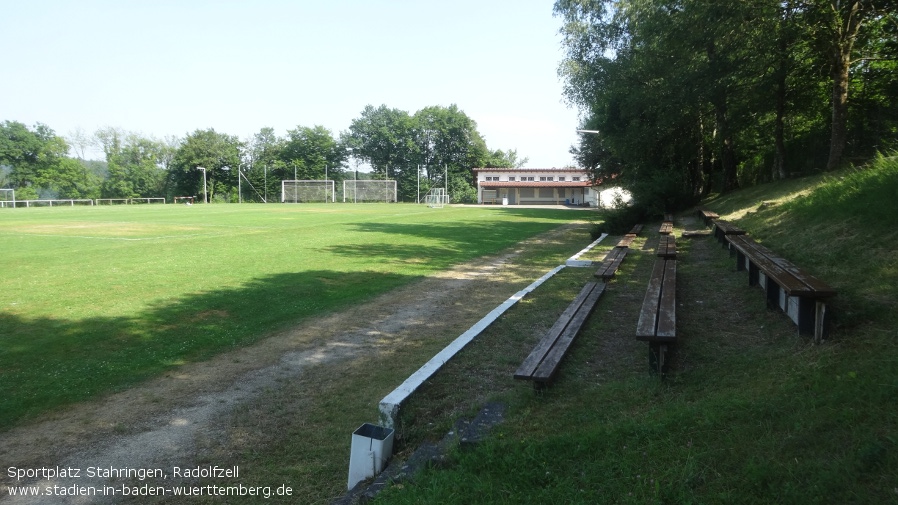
[337,233,608,502]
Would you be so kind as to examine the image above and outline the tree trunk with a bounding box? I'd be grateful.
[715,102,739,192]
[773,4,790,180]
[827,50,851,170]
[826,1,864,171]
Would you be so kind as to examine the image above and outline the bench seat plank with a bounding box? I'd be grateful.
[530,282,606,382]
[727,235,836,298]
[594,246,628,280]
[698,208,719,225]
[616,234,637,248]
[515,282,605,383]
[629,224,644,235]
[659,221,673,235]
[514,282,598,379]
[636,259,666,338]
[656,235,677,258]
[656,260,677,338]
[712,219,745,241]
[636,259,676,342]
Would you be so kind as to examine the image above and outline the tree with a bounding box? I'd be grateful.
[0,121,91,197]
[556,0,896,209]
[95,127,171,198]
[170,129,242,202]
[800,0,898,169]
[0,121,66,188]
[485,148,530,168]
[344,105,419,201]
[412,105,490,203]
[281,125,346,181]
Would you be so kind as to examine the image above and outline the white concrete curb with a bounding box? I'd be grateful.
[378,264,567,428]
[565,232,608,267]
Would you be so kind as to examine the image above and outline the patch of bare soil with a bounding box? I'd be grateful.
[0,224,585,504]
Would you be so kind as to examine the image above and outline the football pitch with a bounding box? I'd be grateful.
[0,203,580,428]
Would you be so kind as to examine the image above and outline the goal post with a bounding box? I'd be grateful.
[0,189,14,208]
[282,180,336,203]
[343,180,397,203]
[423,187,449,208]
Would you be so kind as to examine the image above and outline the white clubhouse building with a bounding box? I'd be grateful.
[473,167,607,206]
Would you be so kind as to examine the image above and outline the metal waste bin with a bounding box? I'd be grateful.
[347,423,394,490]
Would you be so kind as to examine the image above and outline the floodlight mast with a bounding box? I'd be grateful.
[346,147,357,204]
[196,166,208,203]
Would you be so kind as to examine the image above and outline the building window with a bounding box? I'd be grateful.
[485,176,499,181]
[572,176,581,181]
[508,176,515,181]
[524,176,535,181]
[539,176,554,181]
[558,176,566,181]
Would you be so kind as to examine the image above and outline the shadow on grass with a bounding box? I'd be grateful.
[0,269,415,430]
[332,217,582,259]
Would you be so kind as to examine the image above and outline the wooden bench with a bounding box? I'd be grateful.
[726,234,836,342]
[593,234,637,280]
[712,219,746,245]
[697,208,719,226]
[656,234,677,258]
[636,256,677,374]
[659,214,674,235]
[515,281,606,388]
[628,224,644,235]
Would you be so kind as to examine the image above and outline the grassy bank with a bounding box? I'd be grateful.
[373,158,898,504]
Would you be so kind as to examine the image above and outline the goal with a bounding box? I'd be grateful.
[0,189,14,208]
[174,196,195,205]
[343,180,397,203]
[423,187,449,208]
[282,180,336,203]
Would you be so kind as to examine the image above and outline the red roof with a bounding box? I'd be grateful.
[479,181,592,188]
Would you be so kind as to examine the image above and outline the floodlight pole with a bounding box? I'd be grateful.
[197,166,208,203]
[346,147,358,204]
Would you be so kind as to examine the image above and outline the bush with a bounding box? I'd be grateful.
[590,202,647,238]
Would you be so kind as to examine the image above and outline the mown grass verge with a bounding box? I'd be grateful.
[372,158,898,504]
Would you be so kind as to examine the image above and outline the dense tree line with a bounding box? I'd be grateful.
[0,104,526,203]
[556,0,898,213]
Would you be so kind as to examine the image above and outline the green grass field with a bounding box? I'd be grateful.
[0,203,579,429]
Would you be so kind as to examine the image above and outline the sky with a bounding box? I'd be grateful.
[0,0,584,168]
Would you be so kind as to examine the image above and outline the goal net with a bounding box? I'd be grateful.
[0,189,14,208]
[424,187,449,208]
[282,180,336,203]
[343,180,397,203]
